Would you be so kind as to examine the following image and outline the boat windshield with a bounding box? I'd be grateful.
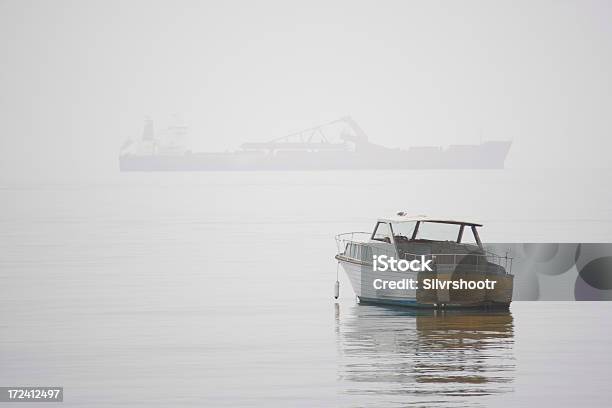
[391,221,480,245]
[416,222,462,242]
[390,222,417,239]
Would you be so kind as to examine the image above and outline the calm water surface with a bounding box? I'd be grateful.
[1,170,612,407]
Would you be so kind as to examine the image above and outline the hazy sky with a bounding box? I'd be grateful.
[1,0,612,180]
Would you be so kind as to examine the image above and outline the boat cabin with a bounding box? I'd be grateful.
[334,213,513,307]
[371,213,484,258]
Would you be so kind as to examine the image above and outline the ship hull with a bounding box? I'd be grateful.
[119,141,511,171]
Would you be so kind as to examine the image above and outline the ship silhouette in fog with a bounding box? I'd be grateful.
[119,117,511,171]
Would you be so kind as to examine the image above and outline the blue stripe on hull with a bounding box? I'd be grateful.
[358,297,423,308]
[357,297,510,310]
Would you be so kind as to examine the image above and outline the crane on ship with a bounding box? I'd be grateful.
[240,116,370,153]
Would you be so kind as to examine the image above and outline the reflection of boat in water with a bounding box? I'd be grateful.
[119,117,511,171]
[335,214,514,308]
[335,303,515,405]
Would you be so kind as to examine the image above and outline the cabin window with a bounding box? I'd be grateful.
[459,226,478,244]
[390,222,417,242]
[348,243,357,258]
[414,222,461,242]
[372,222,392,243]
[345,243,371,261]
[363,245,372,260]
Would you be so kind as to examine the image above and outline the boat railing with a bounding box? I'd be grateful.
[335,232,399,262]
[335,232,513,274]
[335,232,371,249]
[402,251,513,274]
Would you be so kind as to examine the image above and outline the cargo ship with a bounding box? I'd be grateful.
[119,117,511,171]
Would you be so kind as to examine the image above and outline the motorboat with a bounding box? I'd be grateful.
[334,213,513,308]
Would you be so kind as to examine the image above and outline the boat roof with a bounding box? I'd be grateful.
[377,213,483,227]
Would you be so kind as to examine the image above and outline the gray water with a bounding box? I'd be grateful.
[1,170,612,407]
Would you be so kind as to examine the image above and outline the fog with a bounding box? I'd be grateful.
[1,0,612,182]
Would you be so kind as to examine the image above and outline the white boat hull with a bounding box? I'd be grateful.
[337,258,513,308]
[339,259,420,306]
